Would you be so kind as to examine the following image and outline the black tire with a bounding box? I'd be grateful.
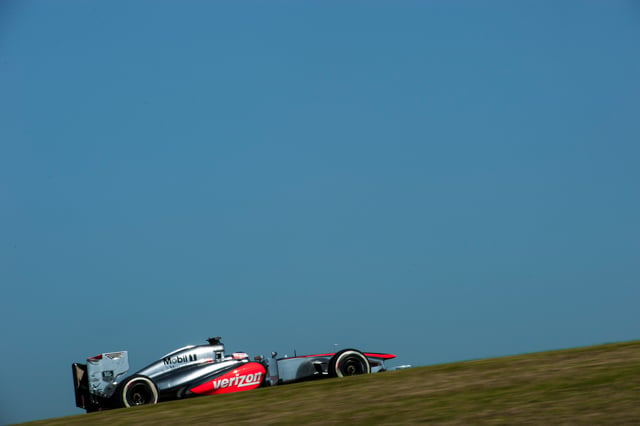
[328,349,371,378]
[119,376,159,408]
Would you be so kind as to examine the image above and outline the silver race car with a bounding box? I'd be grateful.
[72,336,398,411]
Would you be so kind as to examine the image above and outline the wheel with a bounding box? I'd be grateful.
[328,349,371,377]
[120,376,159,408]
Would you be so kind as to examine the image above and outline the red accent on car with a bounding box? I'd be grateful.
[87,354,103,362]
[364,353,397,360]
[283,352,397,360]
[190,362,267,395]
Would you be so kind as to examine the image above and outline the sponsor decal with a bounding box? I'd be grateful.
[190,362,267,395]
[105,352,125,360]
[164,353,198,366]
[213,372,262,389]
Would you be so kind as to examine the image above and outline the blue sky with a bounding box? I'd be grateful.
[1,1,639,423]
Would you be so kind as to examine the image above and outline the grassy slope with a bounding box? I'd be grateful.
[28,341,640,425]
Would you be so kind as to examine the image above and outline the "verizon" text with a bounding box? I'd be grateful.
[213,372,263,390]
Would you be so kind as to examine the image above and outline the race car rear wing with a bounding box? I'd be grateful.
[71,363,90,410]
[71,351,129,411]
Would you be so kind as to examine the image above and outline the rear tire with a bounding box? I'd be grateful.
[328,349,371,377]
[120,376,159,408]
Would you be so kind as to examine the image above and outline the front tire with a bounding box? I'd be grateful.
[120,376,159,408]
[328,349,371,377]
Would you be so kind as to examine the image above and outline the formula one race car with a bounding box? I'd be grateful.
[72,336,398,412]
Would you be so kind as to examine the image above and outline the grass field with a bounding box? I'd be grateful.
[27,341,640,425]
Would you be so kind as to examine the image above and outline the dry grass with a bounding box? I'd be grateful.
[25,341,640,425]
